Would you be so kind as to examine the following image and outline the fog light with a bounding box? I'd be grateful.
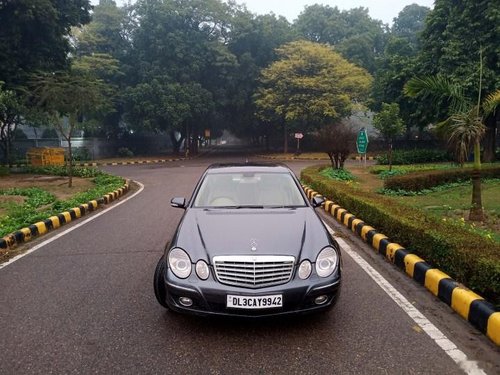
[179,297,193,307]
[314,295,328,305]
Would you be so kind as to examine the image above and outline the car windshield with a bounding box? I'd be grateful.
[193,171,307,208]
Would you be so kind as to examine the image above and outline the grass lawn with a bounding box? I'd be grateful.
[393,180,500,242]
[341,164,500,243]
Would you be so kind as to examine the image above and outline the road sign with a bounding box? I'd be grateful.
[294,133,304,139]
[356,128,369,154]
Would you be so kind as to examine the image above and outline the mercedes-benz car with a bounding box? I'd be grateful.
[154,163,342,317]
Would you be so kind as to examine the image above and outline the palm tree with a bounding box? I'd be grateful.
[404,63,500,221]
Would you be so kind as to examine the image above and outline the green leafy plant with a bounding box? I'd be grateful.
[0,173,124,237]
[376,149,452,165]
[320,167,355,181]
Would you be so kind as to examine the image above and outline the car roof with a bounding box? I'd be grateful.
[205,163,292,174]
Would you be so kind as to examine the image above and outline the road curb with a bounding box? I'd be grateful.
[1,158,184,169]
[302,185,500,346]
[259,155,376,161]
[73,158,183,167]
[0,180,131,251]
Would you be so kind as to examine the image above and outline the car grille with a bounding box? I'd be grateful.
[213,255,295,288]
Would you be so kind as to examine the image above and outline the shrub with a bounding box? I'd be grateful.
[384,165,500,192]
[301,165,500,306]
[0,166,10,176]
[117,147,134,157]
[71,147,91,161]
[19,165,103,178]
[320,167,355,181]
[376,149,452,165]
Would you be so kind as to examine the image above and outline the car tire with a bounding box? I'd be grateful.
[154,256,169,309]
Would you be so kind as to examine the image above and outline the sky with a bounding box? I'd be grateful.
[97,0,435,25]
[228,0,435,25]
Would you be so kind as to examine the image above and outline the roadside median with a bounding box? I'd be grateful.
[0,180,130,252]
[301,165,500,346]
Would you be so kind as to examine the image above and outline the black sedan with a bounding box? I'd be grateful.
[154,163,342,317]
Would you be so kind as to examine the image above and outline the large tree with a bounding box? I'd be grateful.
[30,65,114,187]
[372,102,405,171]
[0,0,92,89]
[416,0,500,161]
[405,67,500,221]
[225,10,295,144]
[294,5,386,73]
[122,0,239,151]
[0,84,26,165]
[254,40,372,153]
[370,4,431,131]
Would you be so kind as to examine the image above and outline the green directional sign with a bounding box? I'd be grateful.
[356,128,369,154]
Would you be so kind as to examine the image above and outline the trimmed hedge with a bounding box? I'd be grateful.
[376,149,453,165]
[384,165,500,192]
[301,165,500,306]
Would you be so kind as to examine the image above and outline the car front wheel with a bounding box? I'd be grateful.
[153,256,169,308]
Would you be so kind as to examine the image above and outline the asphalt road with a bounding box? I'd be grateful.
[1,151,499,374]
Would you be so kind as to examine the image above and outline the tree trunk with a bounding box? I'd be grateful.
[327,153,335,170]
[469,140,484,221]
[67,137,73,188]
[482,113,497,162]
[388,142,393,172]
[283,123,288,154]
[169,130,183,154]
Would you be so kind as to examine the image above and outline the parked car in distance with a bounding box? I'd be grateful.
[154,163,342,317]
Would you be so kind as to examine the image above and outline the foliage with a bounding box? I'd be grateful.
[0,172,124,237]
[19,166,103,178]
[0,187,55,207]
[376,149,452,165]
[294,5,386,73]
[254,40,372,152]
[117,147,134,157]
[71,147,91,162]
[372,103,405,170]
[315,123,356,169]
[383,165,500,192]
[320,168,355,182]
[0,83,26,164]
[416,0,500,162]
[30,62,114,187]
[0,166,10,176]
[301,165,500,306]
[0,0,92,89]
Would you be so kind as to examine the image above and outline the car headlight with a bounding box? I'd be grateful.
[168,248,192,279]
[195,260,210,280]
[298,260,312,279]
[315,247,338,278]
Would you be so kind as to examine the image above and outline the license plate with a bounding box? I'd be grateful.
[227,294,283,309]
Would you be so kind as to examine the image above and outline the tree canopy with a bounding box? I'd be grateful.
[0,0,92,89]
[254,40,372,152]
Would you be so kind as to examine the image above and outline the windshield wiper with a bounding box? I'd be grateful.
[234,205,264,209]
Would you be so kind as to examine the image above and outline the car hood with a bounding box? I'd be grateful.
[172,208,331,263]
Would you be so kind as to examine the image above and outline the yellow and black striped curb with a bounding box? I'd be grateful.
[0,181,130,250]
[74,158,183,167]
[259,155,376,161]
[2,158,183,168]
[302,185,500,346]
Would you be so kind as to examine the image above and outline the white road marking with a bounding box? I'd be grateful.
[324,223,487,375]
[0,181,145,270]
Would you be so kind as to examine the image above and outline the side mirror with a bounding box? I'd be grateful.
[311,195,325,208]
[171,197,187,209]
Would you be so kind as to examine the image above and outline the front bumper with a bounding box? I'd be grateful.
[163,268,341,317]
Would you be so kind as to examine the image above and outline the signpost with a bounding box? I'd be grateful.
[294,133,303,155]
[356,128,369,166]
